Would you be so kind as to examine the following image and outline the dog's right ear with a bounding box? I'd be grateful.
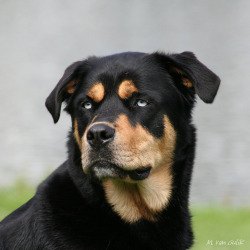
[45,61,85,123]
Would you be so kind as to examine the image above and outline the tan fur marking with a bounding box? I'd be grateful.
[87,83,105,102]
[170,66,193,88]
[102,114,176,223]
[182,77,193,88]
[80,113,176,222]
[118,80,138,99]
[66,80,77,94]
[139,165,173,211]
[103,180,155,223]
[110,115,176,170]
[170,66,183,75]
[74,119,82,149]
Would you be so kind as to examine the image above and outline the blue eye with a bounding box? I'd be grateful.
[82,101,92,110]
[136,99,148,107]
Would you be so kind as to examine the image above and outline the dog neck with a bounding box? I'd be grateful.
[102,164,173,223]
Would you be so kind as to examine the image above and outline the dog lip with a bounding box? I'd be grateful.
[128,167,152,181]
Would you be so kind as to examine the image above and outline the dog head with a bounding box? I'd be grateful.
[46,51,220,222]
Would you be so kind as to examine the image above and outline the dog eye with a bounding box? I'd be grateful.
[136,99,148,107]
[82,101,92,110]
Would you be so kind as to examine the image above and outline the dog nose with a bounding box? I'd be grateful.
[87,124,115,147]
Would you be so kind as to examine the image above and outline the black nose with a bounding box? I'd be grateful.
[87,124,115,147]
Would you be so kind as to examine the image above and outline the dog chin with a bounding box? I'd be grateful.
[89,161,126,180]
[87,161,152,181]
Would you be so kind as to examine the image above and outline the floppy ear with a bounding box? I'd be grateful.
[157,51,220,103]
[45,61,85,123]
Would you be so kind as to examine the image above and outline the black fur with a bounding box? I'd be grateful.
[0,51,220,249]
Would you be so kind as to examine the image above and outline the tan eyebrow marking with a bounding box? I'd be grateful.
[87,82,105,102]
[118,80,138,99]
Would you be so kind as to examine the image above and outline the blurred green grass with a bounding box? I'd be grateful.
[0,182,249,249]
[192,206,250,249]
[0,180,35,221]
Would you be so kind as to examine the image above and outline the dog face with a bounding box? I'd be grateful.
[46,52,220,222]
[72,71,178,182]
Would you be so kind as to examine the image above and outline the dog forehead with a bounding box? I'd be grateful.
[86,57,170,91]
[75,53,176,108]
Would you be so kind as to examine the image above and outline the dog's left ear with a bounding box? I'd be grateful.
[45,61,85,123]
[156,51,220,103]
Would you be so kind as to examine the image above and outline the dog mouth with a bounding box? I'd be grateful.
[88,161,152,181]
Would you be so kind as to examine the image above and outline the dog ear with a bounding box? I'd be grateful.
[45,61,84,123]
[157,51,220,103]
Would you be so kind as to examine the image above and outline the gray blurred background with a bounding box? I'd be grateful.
[0,0,249,206]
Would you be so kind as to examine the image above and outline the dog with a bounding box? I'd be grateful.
[0,51,220,249]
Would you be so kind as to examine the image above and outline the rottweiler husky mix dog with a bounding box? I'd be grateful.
[0,51,220,249]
